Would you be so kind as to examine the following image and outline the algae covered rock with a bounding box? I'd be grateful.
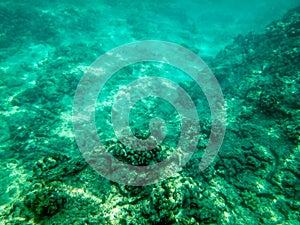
[32,153,87,182]
[24,187,67,220]
[11,87,42,106]
[107,140,174,166]
[0,117,10,143]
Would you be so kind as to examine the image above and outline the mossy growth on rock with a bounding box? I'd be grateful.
[24,188,67,221]
[106,140,173,166]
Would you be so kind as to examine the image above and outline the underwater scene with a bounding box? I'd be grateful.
[1,0,300,224]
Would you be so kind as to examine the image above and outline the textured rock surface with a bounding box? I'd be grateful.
[0,4,299,225]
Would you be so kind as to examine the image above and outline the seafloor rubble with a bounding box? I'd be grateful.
[0,5,299,225]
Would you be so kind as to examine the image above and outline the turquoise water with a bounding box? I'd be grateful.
[1,0,300,224]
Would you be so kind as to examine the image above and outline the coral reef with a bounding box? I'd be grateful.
[0,3,299,225]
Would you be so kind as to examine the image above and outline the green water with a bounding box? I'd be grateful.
[0,0,300,224]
